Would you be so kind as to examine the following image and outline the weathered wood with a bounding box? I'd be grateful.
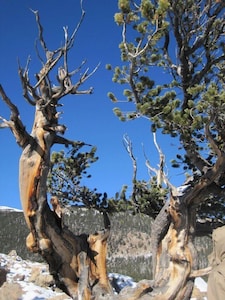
[88,229,112,295]
[0,9,111,299]
[151,201,170,278]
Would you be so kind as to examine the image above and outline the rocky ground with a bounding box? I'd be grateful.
[0,251,70,300]
[0,251,207,300]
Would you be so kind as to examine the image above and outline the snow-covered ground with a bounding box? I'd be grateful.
[0,252,208,300]
[0,252,70,300]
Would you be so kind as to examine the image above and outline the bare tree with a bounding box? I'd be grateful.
[0,7,112,300]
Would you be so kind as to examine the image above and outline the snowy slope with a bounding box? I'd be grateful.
[0,252,208,300]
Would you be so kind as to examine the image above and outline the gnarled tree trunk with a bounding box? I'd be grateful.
[0,9,112,300]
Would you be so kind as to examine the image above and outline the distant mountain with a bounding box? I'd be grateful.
[0,206,212,281]
[0,206,22,212]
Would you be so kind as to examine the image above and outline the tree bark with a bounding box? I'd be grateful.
[0,9,111,299]
[0,87,112,298]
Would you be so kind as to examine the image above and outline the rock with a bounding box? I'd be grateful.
[8,250,18,257]
[0,282,23,300]
[29,265,54,287]
[12,273,25,281]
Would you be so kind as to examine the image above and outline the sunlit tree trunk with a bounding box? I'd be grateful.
[0,9,111,300]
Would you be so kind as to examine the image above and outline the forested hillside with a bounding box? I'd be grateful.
[0,207,212,281]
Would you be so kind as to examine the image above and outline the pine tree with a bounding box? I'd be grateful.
[108,0,225,298]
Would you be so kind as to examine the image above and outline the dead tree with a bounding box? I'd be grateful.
[0,8,112,300]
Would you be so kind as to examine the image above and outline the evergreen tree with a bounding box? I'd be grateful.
[108,0,225,230]
[47,142,105,208]
[107,0,225,298]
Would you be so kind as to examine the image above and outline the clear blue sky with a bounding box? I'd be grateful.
[0,0,183,209]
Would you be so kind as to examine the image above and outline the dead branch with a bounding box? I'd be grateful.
[189,266,212,278]
[0,85,30,147]
[67,62,100,96]
[0,85,20,119]
[65,0,86,50]
[123,134,138,207]
[18,58,38,105]
[143,132,177,194]
[123,134,137,184]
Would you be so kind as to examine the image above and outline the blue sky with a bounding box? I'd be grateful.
[0,0,184,209]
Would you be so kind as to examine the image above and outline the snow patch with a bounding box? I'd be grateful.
[194,276,208,292]
[0,206,22,212]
